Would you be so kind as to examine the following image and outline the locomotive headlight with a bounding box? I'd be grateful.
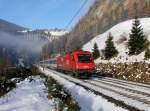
[84,66,89,68]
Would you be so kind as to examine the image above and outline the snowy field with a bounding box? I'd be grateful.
[40,67,128,111]
[83,18,150,63]
[0,76,55,111]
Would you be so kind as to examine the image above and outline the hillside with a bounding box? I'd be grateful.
[65,0,150,52]
[83,18,150,63]
[0,19,26,32]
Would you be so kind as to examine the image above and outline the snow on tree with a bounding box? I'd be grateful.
[128,17,147,55]
[92,43,100,59]
[104,33,118,60]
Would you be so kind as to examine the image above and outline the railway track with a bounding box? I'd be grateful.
[85,80,150,104]
[43,68,150,111]
[92,77,150,94]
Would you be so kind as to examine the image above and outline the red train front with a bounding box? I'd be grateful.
[57,50,95,77]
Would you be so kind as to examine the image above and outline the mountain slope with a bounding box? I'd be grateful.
[65,0,150,51]
[0,19,47,64]
[83,18,150,63]
[0,19,26,32]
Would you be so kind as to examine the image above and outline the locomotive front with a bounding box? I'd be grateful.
[73,51,95,75]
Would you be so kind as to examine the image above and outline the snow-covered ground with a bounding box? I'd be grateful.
[40,67,128,111]
[82,18,150,63]
[19,29,68,37]
[0,76,55,111]
[40,67,150,111]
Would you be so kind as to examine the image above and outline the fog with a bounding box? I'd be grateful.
[0,31,49,64]
[0,31,49,54]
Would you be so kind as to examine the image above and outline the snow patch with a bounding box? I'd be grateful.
[49,30,68,36]
[0,76,55,111]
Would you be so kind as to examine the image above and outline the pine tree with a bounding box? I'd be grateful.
[104,33,118,60]
[128,17,147,55]
[92,43,100,59]
[145,48,150,59]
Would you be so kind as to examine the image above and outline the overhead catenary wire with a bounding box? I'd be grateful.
[63,0,89,53]
[65,0,89,30]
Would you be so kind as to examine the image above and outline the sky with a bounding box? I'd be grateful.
[0,0,94,30]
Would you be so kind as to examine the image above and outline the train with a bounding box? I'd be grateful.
[41,50,96,78]
[57,50,95,77]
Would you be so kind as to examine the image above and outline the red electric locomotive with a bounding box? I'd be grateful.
[57,50,95,77]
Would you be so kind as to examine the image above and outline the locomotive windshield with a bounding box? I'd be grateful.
[78,54,92,63]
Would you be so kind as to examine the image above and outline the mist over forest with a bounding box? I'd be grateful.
[0,29,49,65]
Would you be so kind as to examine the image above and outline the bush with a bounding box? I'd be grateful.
[0,66,41,97]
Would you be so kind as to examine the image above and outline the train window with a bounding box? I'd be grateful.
[78,54,92,63]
